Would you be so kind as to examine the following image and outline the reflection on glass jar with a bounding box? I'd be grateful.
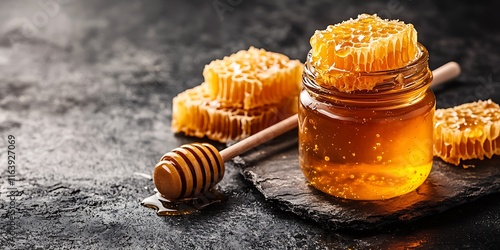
[299,44,435,200]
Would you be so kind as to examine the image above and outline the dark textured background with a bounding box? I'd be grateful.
[0,0,499,249]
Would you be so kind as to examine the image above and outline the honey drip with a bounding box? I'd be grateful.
[141,188,227,216]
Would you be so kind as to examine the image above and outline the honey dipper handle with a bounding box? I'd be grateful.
[430,61,461,87]
[219,62,460,161]
[220,114,298,161]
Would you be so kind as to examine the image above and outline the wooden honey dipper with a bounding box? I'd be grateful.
[154,62,461,200]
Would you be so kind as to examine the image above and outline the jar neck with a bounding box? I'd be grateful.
[302,43,432,107]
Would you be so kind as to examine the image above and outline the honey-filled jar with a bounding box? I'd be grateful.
[298,41,435,200]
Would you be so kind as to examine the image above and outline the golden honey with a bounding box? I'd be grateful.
[298,44,435,200]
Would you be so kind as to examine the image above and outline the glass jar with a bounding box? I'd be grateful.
[299,44,435,200]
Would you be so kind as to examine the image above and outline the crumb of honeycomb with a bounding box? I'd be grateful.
[309,14,418,92]
[434,99,500,166]
[202,47,303,110]
[172,84,297,143]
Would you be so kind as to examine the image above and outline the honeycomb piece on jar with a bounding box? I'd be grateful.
[434,99,500,166]
[171,84,297,143]
[309,14,418,92]
[202,47,303,110]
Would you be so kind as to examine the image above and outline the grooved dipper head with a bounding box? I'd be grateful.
[153,143,224,200]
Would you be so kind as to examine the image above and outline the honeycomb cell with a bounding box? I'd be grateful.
[434,99,500,165]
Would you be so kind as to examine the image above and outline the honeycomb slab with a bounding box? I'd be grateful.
[434,99,500,165]
[172,84,297,143]
[309,14,418,92]
[203,47,303,109]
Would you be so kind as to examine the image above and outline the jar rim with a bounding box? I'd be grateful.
[303,43,431,96]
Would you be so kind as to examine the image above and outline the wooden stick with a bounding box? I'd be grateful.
[220,62,461,161]
[220,113,298,160]
[430,61,461,88]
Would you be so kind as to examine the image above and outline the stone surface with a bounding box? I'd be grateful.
[0,0,499,249]
[239,130,500,231]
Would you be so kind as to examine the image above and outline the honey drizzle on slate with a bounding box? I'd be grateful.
[141,188,227,216]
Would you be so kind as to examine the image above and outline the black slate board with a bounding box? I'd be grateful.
[234,130,500,231]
